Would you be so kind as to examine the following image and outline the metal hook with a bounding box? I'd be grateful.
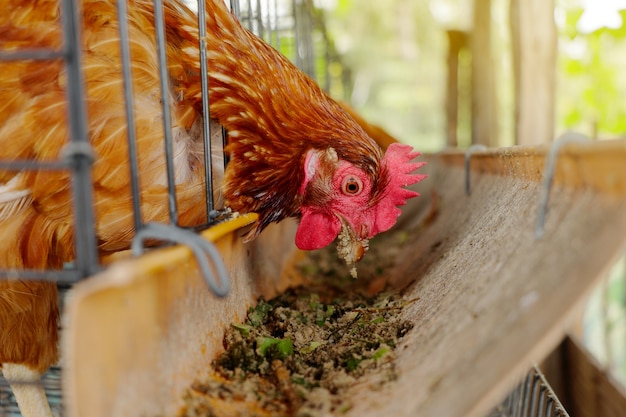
[464,144,488,196]
[535,132,589,239]
[131,222,230,297]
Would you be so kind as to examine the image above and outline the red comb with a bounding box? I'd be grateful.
[371,143,426,235]
[383,143,426,201]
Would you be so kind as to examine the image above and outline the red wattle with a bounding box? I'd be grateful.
[372,205,403,235]
[295,208,341,250]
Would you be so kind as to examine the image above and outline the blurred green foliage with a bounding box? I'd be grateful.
[324,0,446,151]
[319,0,626,149]
[558,8,626,138]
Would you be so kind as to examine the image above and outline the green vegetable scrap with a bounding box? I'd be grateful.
[183,286,415,417]
[181,227,418,417]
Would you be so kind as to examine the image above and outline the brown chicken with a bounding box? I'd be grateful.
[0,0,425,415]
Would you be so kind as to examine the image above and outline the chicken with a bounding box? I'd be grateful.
[192,1,426,257]
[0,0,425,415]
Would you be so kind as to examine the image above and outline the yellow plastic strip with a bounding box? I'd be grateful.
[102,213,259,266]
[200,212,259,242]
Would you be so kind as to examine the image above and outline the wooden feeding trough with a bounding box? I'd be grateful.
[64,139,626,417]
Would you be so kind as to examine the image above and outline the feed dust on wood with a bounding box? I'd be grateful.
[179,228,418,417]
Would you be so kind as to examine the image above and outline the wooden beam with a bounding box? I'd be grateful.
[345,140,626,417]
[65,140,626,417]
[510,0,557,145]
[543,334,626,417]
[562,336,626,417]
[445,30,468,148]
[471,0,498,147]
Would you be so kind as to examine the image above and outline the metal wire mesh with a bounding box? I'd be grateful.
[236,0,341,92]
[0,0,336,413]
[0,0,233,285]
[0,367,63,417]
[0,0,340,285]
[0,0,98,284]
[487,366,569,417]
[0,1,338,415]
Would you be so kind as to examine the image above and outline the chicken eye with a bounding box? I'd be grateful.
[341,175,363,195]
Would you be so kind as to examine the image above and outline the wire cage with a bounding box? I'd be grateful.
[0,0,340,415]
[488,367,569,417]
[0,0,99,284]
[0,0,342,287]
[235,0,342,92]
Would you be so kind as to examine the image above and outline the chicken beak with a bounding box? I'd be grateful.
[335,215,370,278]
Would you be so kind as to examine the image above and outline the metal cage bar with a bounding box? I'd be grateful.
[153,0,180,226]
[125,0,231,294]
[0,0,340,286]
[487,366,569,417]
[0,0,99,284]
[198,0,217,219]
[115,0,144,236]
[61,0,100,279]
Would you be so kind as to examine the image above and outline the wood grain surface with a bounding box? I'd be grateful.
[65,140,626,417]
[344,140,626,417]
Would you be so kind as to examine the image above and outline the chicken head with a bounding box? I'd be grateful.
[295,143,426,273]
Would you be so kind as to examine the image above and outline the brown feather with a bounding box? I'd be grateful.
[159,0,387,235]
[0,280,58,374]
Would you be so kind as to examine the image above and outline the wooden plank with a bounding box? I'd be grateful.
[445,30,468,148]
[511,0,557,145]
[63,215,302,417]
[538,339,569,406]
[562,335,626,417]
[470,0,498,146]
[439,140,626,195]
[342,140,626,417]
[65,140,626,417]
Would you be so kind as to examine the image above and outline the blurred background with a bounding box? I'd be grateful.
[237,0,626,151]
[319,0,626,152]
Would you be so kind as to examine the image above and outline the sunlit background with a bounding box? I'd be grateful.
[315,0,626,152]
